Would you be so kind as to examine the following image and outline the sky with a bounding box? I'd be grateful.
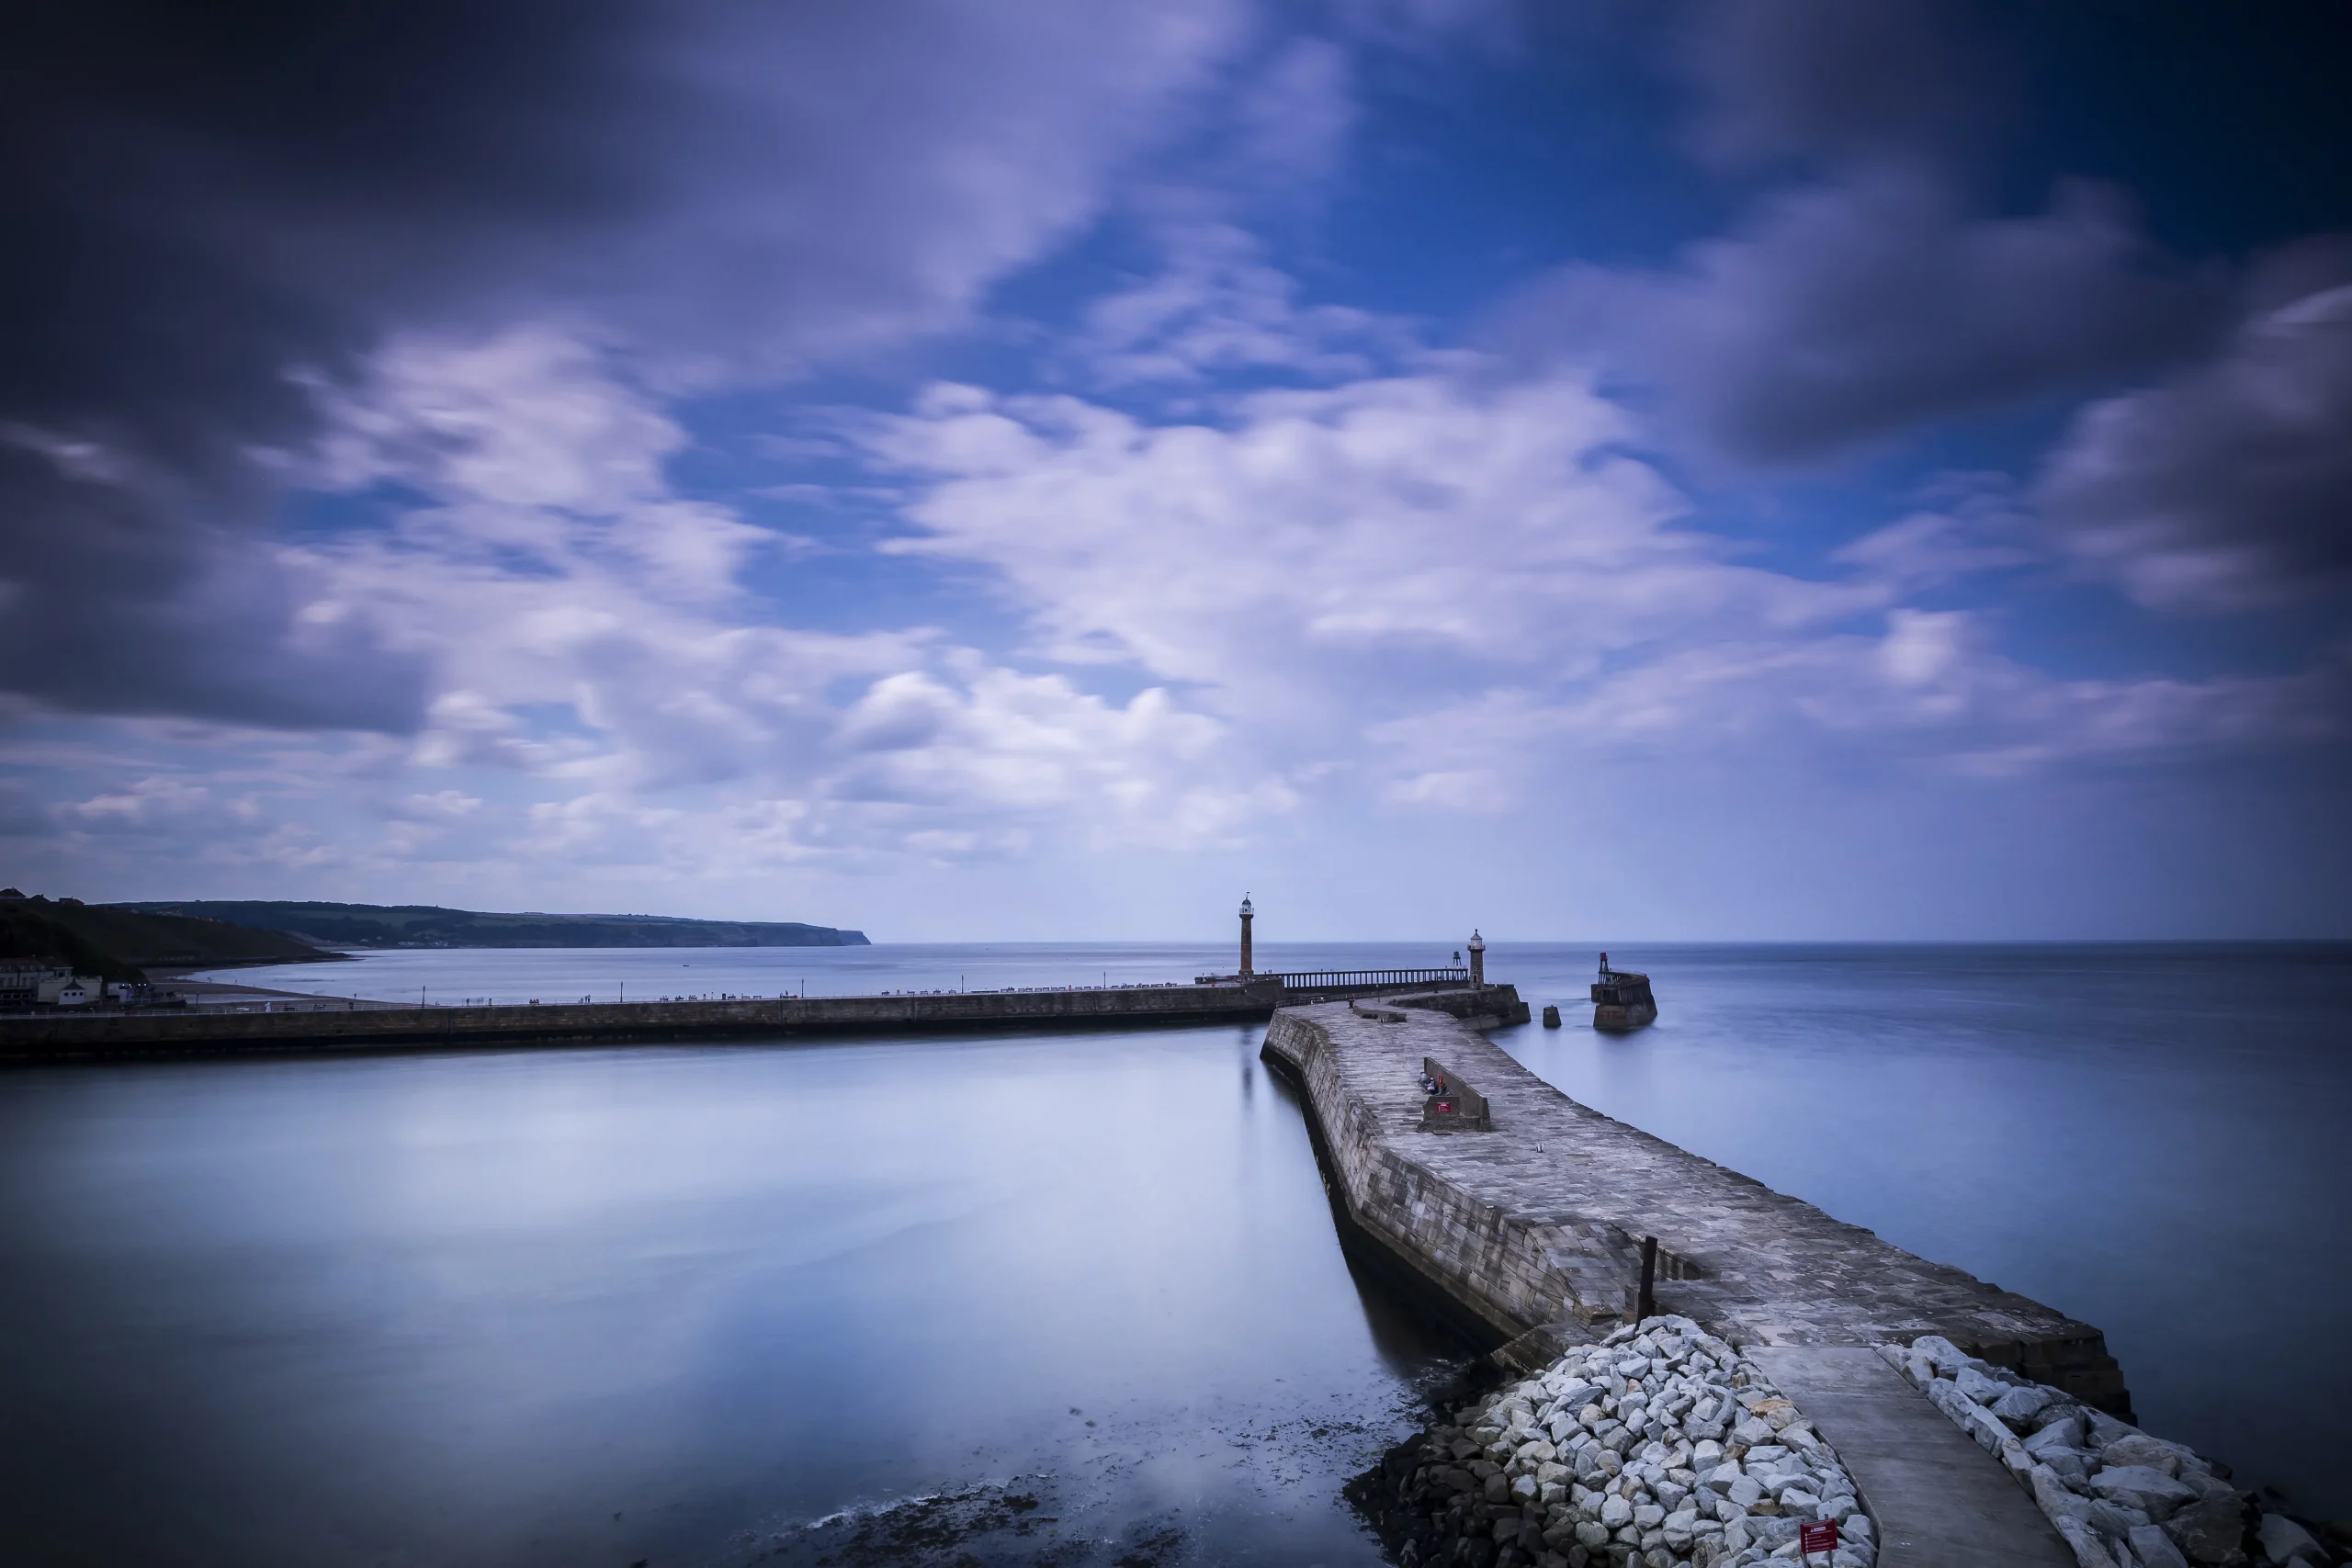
[4,0,2349,941]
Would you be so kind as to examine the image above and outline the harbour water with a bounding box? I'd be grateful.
[1,942,2345,1565]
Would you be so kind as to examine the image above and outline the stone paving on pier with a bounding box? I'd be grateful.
[1261,995,2129,1414]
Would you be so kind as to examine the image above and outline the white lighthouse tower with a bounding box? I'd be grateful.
[1466,929,1486,987]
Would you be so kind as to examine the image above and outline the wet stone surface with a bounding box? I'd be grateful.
[1348,1315,1873,1568]
[1262,1000,2129,1408]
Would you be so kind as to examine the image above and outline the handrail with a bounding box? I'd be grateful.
[1272,967,1469,988]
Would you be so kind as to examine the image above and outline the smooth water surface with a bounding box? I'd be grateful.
[0,1020,1467,1567]
[15,939,2349,1560]
[1486,942,2352,1518]
[200,940,1473,1006]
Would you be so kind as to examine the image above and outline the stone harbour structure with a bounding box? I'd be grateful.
[1351,1316,1882,1568]
[3,908,2316,1567]
[1272,983,2316,1568]
[1260,992,2128,1402]
[1891,1335,2280,1568]
[0,899,1487,1060]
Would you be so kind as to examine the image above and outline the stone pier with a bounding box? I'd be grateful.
[0,973,1474,1061]
[1259,991,2130,1416]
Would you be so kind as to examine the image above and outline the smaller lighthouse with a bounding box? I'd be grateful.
[1466,929,1486,987]
[1238,894,1255,976]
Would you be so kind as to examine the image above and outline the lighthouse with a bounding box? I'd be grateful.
[1238,894,1255,976]
[1466,928,1486,987]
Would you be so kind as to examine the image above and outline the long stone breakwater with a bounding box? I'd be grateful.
[1260,988,2339,1568]
[0,973,1462,1061]
[1260,990,2129,1406]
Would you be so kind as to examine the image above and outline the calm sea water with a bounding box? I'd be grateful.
[1,942,2344,1566]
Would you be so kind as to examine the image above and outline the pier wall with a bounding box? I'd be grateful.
[0,976,1463,1060]
[1261,995,2133,1416]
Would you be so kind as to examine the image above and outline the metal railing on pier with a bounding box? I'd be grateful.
[1271,967,1468,990]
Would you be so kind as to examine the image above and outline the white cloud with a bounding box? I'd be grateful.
[1067,222,1408,388]
[869,372,1859,716]
[862,366,2346,809]
[1230,37,1357,185]
[254,329,1294,872]
[2038,263,2352,611]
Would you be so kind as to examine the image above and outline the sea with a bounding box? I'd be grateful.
[0,941,2344,1566]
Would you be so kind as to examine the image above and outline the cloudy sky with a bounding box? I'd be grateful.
[6,0,2348,940]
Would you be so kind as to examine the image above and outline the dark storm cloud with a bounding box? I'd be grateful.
[1678,0,1997,169]
[0,0,1240,728]
[2038,242,2352,612]
[1496,0,2257,466]
[1510,171,2221,465]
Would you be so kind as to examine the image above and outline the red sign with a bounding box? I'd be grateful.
[1435,1100,1454,1112]
[1799,1520,1839,1555]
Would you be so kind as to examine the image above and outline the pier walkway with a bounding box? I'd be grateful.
[1259,992,2130,1406]
[1263,990,2112,1567]
[1752,1347,2073,1568]
[0,972,1464,1060]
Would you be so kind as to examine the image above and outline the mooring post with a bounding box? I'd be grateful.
[1638,1235,1658,1323]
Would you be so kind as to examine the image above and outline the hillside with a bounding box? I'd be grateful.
[111,901,872,950]
[1,893,334,976]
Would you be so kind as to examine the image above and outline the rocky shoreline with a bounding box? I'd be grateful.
[1888,1335,2343,1568]
[1350,1316,2351,1568]
[1347,1315,1871,1568]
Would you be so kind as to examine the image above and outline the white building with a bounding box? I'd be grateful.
[36,972,102,1006]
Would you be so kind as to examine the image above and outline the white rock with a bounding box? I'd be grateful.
[2086,1466,2198,1519]
[2052,1514,2121,1568]
[2041,1476,2098,1523]
[2257,1514,2324,1565]
[1556,1381,1603,1413]
[1928,1377,2014,1453]
[1991,1383,2055,1427]
[2048,1454,2093,1488]
[1954,1365,2009,1405]
[2128,1524,2189,1568]
[1725,1474,1764,1509]
[2025,1416,2085,1458]
[2086,1410,2137,1449]
[1908,1335,1966,1371]
[1601,1494,1634,1528]
[2098,1434,2183,1477]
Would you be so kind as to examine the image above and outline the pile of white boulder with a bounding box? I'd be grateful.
[1368,1314,1872,1568]
[1883,1335,2317,1568]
